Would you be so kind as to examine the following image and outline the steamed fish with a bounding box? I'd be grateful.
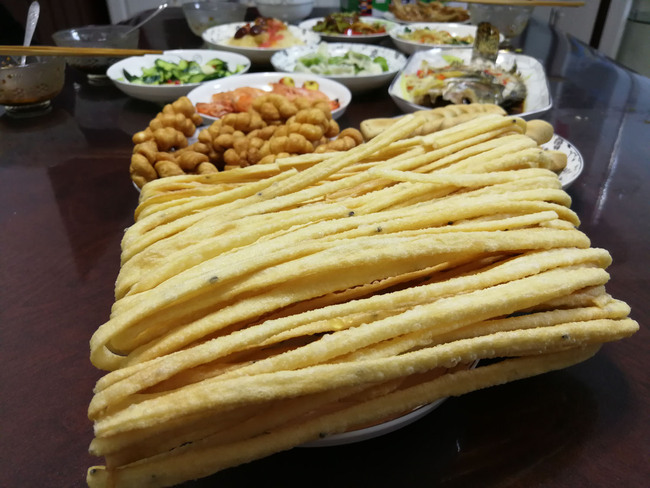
[402,57,527,114]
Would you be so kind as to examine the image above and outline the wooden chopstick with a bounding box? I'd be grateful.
[0,46,163,57]
[463,0,584,6]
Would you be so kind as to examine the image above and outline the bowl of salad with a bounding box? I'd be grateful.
[299,12,397,43]
[271,42,407,93]
[107,49,251,103]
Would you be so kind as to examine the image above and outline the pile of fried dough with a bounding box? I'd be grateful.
[87,109,638,487]
[129,95,365,189]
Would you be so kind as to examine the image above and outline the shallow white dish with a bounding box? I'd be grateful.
[544,134,584,188]
[202,22,320,64]
[270,42,407,94]
[106,49,251,104]
[186,71,351,124]
[299,16,397,43]
[302,398,446,447]
[389,22,502,54]
[388,48,552,119]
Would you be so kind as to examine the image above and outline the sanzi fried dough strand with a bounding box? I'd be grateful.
[88,105,639,487]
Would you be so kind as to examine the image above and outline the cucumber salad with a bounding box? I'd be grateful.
[122,57,245,85]
[294,43,389,76]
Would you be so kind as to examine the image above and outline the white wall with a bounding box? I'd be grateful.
[532,0,633,58]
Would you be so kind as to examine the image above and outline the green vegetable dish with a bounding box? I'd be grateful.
[295,43,389,76]
[122,58,245,85]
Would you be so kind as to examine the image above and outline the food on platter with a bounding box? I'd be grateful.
[402,56,527,114]
[359,102,507,140]
[390,23,499,55]
[397,26,473,46]
[128,93,361,187]
[88,109,637,487]
[389,0,469,22]
[312,12,389,35]
[202,23,320,65]
[129,97,211,187]
[120,56,246,85]
[271,43,407,94]
[391,49,551,118]
[227,17,303,48]
[294,42,389,76]
[196,77,341,117]
[106,50,252,104]
[196,93,361,169]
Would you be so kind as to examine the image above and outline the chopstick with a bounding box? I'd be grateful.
[0,45,163,57]
[463,0,584,6]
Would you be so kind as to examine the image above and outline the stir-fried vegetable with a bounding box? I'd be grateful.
[312,12,387,36]
[122,58,245,85]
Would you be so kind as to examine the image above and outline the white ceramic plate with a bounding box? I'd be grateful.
[202,22,320,64]
[299,16,397,43]
[388,48,552,119]
[106,50,251,104]
[301,398,446,447]
[270,42,407,94]
[186,71,352,124]
[303,358,479,447]
[544,134,584,188]
[389,22,503,54]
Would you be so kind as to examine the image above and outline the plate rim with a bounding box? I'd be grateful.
[300,398,446,447]
[544,134,584,188]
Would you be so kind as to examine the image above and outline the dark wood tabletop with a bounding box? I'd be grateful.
[1,7,648,488]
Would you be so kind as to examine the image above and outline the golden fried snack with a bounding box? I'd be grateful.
[196,162,219,174]
[220,111,266,133]
[315,128,364,153]
[154,160,184,178]
[525,119,555,145]
[129,153,157,188]
[128,94,361,187]
[131,140,158,163]
[149,112,197,137]
[162,96,203,126]
[90,113,637,487]
[175,150,210,172]
[252,93,299,122]
[132,126,188,152]
[360,103,507,141]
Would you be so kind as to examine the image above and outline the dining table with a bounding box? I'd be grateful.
[1,6,648,488]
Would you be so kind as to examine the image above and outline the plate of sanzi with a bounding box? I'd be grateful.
[90,5,638,488]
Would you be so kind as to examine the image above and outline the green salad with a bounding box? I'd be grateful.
[295,43,389,76]
[122,57,245,85]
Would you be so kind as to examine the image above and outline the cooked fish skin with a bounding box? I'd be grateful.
[442,78,504,105]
